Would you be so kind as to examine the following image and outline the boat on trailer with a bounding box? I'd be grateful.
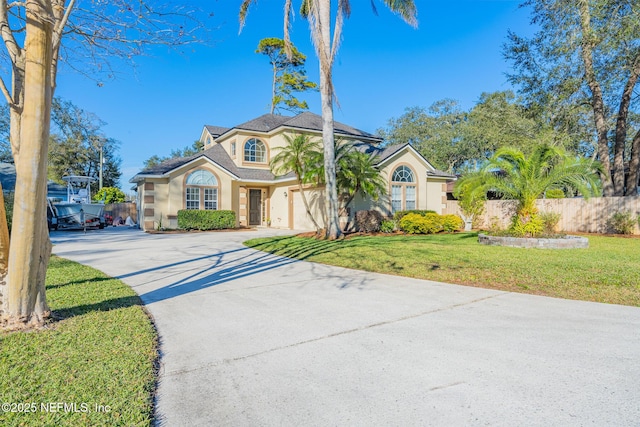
[52,176,105,230]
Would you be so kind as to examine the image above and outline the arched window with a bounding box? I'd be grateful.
[391,165,417,213]
[185,170,218,210]
[244,138,266,163]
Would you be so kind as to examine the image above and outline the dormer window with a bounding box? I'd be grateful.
[244,138,266,163]
[231,141,236,157]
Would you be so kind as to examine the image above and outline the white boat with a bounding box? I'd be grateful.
[53,176,105,230]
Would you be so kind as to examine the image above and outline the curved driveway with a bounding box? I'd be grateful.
[51,227,640,426]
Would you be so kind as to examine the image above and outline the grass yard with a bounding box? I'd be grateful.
[0,256,157,427]
[245,232,640,307]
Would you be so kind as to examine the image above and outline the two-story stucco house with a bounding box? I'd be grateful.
[130,112,455,231]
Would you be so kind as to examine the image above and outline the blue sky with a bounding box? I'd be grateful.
[54,1,535,190]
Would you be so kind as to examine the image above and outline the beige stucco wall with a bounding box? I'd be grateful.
[378,149,429,210]
[425,179,448,214]
[138,158,241,231]
[145,126,451,232]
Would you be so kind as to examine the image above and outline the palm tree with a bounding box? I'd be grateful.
[338,150,387,212]
[240,0,418,239]
[270,133,322,231]
[457,144,601,232]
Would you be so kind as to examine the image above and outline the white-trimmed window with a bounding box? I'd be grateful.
[186,187,200,210]
[244,138,266,163]
[186,170,219,210]
[391,165,416,213]
[230,141,236,157]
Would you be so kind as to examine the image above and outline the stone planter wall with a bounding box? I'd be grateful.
[478,233,589,249]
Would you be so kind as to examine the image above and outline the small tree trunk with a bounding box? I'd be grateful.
[4,0,54,329]
[271,65,277,114]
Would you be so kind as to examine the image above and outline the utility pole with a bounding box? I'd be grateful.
[99,142,104,190]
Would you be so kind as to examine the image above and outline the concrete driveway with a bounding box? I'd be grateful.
[51,227,640,426]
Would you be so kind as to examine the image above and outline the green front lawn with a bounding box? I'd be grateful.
[245,233,640,307]
[0,256,157,426]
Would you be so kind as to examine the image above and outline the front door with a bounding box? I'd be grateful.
[249,189,262,225]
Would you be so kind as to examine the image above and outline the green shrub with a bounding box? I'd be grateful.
[510,214,544,237]
[488,216,503,234]
[177,209,236,230]
[93,186,126,203]
[355,210,383,233]
[399,212,443,234]
[545,188,565,199]
[607,211,636,235]
[539,211,562,234]
[441,214,464,232]
[380,219,396,233]
[393,209,436,222]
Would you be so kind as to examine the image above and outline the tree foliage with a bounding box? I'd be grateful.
[257,37,317,114]
[379,92,575,173]
[143,140,204,169]
[337,150,387,211]
[379,100,468,173]
[504,0,640,196]
[93,187,126,204]
[456,144,602,235]
[48,98,122,187]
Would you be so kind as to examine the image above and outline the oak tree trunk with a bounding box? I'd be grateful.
[626,129,640,196]
[578,0,614,196]
[613,60,640,196]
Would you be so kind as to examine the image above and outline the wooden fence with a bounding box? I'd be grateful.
[443,196,640,234]
[104,202,137,223]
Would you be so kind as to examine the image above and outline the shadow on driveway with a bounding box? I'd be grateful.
[138,248,300,304]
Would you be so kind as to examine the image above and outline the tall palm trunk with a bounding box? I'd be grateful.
[3,0,54,328]
[317,0,340,239]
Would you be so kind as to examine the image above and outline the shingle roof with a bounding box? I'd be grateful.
[220,112,382,142]
[131,144,294,182]
[133,113,455,184]
[204,125,230,137]
[428,168,456,179]
[234,114,292,133]
[353,142,407,164]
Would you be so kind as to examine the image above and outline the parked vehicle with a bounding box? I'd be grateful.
[47,199,58,231]
[53,176,105,230]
